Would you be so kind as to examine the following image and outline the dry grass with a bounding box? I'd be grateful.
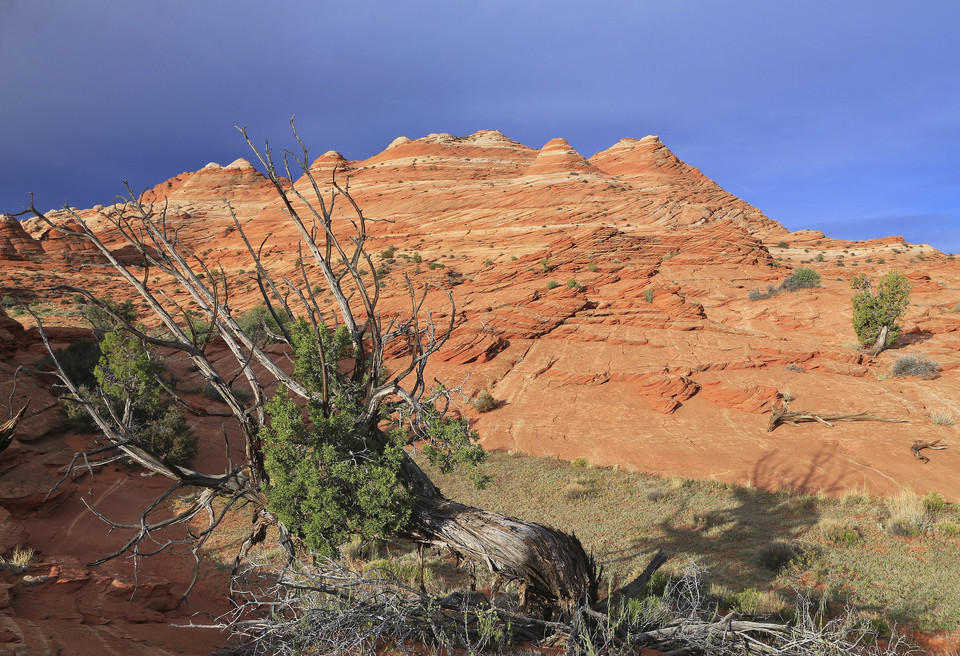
[419,449,960,633]
[818,518,861,545]
[884,489,930,537]
[0,545,34,573]
[930,412,955,426]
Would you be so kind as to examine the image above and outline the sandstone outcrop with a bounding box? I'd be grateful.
[0,214,43,261]
[3,129,957,501]
[2,128,959,652]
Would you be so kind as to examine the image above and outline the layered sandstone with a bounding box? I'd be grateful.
[3,130,956,502]
[2,128,959,651]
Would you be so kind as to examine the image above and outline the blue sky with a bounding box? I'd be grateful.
[2,1,958,252]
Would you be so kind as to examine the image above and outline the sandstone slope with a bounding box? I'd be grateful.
[4,130,958,501]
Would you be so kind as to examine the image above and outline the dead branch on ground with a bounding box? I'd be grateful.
[767,403,907,432]
[204,557,918,656]
[911,439,947,463]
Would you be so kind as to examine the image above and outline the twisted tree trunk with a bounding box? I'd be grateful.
[399,454,598,619]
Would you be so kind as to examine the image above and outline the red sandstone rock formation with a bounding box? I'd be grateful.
[1,129,959,651]
[0,215,44,261]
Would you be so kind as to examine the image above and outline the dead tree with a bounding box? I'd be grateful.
[25,121,606,620]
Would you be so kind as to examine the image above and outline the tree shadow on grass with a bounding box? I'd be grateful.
[603,443,851,593]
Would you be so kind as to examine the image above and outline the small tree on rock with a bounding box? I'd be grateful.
[850,270,911,355]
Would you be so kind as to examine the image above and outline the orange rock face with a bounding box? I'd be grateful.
[1,129,959,650]
[3,129,957,502]
[0,214,44,260]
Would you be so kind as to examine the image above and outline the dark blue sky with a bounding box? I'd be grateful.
[2,1,958,252]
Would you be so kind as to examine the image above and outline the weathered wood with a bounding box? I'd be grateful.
[866,324,889,356]
[399,454,598,618]
[596,548,668,613]
[767,403,906,432]
[912,439,947,463]
[0,404,28,454]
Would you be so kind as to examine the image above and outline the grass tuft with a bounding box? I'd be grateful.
[0,545,34,574]
[930,412,954,426]
[890,354,940,379]
[818,519,861,546]
[884,489,929,537]
[756,541,803,572]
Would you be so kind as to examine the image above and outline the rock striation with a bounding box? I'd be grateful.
[2,129,959,501]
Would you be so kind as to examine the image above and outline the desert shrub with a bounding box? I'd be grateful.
[587,262,598,272]
[815,253,825,262]
[779,266,821,291]
[776,241,790,249]
[546,280,559,290]
[237,302,292,346]
[380,245,396,259]
[81,298,138,331]
[563,476,595,500]
[936,521,960,537]
[930,413,954,426]
[724,587,790,618]
[566,278,580,289]
[182,309,215,346]
[428,262,445,270]
[748,284,780,301]
[340,535,386,564]
[818,519,861,546]
[540,258,551,272]
[875,256,885,264]
[41,338,102,388]
[645,488,668,502]
[850,270,911,349]
[62,385,100,427]
[262,320,485,556]
[61,330,198,466]
[890,354,940,379]
[756,540,802,571]
[0,545,34,574]
[471,390,500,413]
[139,403,198,466]
[364,556,436,590]
[644,288,654,303]
[0,295,17,309]
[922,492,947,514]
